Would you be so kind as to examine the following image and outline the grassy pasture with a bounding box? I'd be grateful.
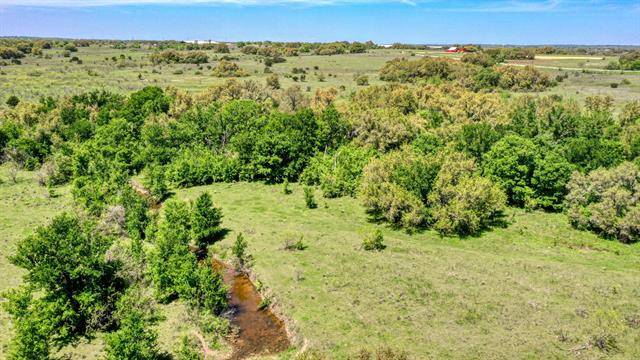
[1,167,640,358]
[175,182,640,359]
[1,46,639,108]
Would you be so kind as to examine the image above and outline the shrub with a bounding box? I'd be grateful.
[166,148,240,187]
[6,95,20,107]
[63,43,78,52]
[495,65,552,91]
[188,262,227,314]
[380,57,456,83]
[232,233,248,266]
[360,147,439,229]
[150,50,208,64]
[362,230,385,251]
[105,299,160,360]
[429,153,506,236]
[355,75,369,86]
[304,186,317,209]
[0,47,25,59]
[149,199,194,301]
[455,122,503,162]
[266,73,280,89]
[175,335,202,360]
[283,234,307,251]
[1,288,54,359]
[531,150,574,210]
[356,347,408,360]
[212,43,230,53]
[282,179,292,194]
[350,108,422,151]
[120,185,150,240]
[565,162,640,243]
[212,60,248,77]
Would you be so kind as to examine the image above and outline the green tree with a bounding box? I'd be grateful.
[150,199,193,301]
[531,150,574,210]
[191,192,223,251]
[7,213,123,349]
[105,309,160,360]
[144,164,169,203]
[483,135,538,207]
[120,185,150,240]
[455,123,503,162]
[188,262,227,314]
[1,288,54,360]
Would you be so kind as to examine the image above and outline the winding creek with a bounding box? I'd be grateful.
[213,259,290,359]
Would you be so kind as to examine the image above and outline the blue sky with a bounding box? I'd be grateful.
[0,1,638,44]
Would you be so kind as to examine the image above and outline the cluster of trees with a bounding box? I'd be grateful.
[241,44,297,58]
[360,148,506,235]
[150,193,227,310]
[238,40,374,57]
[484,47,536,61]
[379,57,553,91]
[2,80,639,256]
[1,86,230,356]
[2,189,229,358]
[313,41,370,55]
[149,49,209,64]
[211,60,248,77]
[606,51,640,70]
[0,47,26,60]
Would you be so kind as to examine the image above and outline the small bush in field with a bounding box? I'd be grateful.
[6,95,19,107]
[304,186,317,209]
[282,179,292,194]
[232,232,248,266]
[283,234,307,251]
[362,230,385,251]
[355,75,369,86]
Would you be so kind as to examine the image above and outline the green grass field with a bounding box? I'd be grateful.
[2,166,640,358]
[176,182,640,359]
[2,46,639,107]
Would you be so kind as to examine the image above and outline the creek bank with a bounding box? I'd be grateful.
[213,259,290,360]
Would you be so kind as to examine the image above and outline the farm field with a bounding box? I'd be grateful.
[2,46,639,107]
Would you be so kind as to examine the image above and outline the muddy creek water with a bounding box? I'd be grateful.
[213,260,290,360]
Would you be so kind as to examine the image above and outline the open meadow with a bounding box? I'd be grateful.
[2,46,639,107]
